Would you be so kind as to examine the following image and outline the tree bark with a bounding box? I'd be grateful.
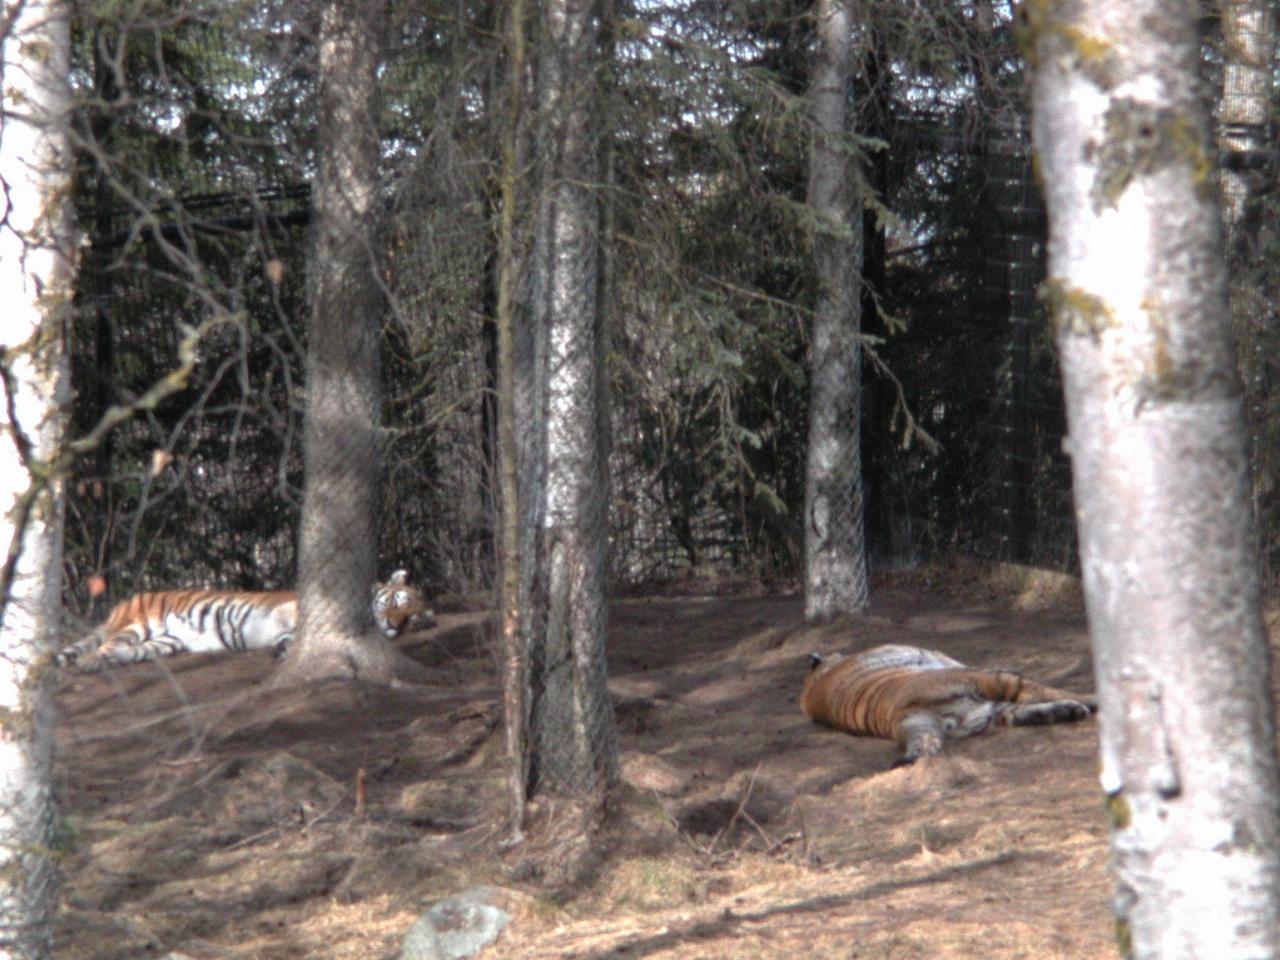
[0,1,76,953]
[804,0,867,621]
[278,0,421,686]
[495,0,531,843]
[1025,1,1280,956]
[518,0,617,811]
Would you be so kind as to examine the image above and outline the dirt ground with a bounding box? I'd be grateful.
[54,563,1120,959]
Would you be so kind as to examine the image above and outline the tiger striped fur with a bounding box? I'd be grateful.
[800,644,1096,765]
[56,569,435,671]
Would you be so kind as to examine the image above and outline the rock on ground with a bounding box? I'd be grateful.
[398,886,519,960]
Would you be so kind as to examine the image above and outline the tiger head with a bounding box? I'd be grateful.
[373,569,436,638]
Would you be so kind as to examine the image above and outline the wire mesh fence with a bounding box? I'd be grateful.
[12,6,1280,954]
[981,112,1075,571]
[23,0,1280,825]
[1213,0,1280,588]
[55,6,1280,606]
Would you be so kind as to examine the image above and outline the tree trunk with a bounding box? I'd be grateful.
[495,0,531,843]
[277,0,420,686]
[0,1,76,953]
[1025,1,1280,956]
[518,0,617,814]
[804,0,867,621]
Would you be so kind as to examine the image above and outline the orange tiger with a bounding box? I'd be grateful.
[56,569,435,671]
[801,644,1096,765]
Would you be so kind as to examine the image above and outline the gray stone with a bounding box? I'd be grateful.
[398,886,514,960]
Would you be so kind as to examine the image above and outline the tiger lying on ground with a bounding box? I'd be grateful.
[800,643,1096,765]
[56,570,435,671]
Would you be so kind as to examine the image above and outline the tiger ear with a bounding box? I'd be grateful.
[389,569,409,585]
[808,653,825,672]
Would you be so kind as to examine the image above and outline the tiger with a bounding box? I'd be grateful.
[800,643,1096,766]
[55,569,436,671]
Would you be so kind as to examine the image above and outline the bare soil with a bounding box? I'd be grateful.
[55,563,1119,959]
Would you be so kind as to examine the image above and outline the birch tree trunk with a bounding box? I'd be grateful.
[279,0,421,685]
[517,0,617,815]
[804,0,867,621]
[0,1,76,953]
[1025,2,1280,956]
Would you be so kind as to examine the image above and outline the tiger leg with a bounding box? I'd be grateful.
[893,711,946,766]
[54,632,106,669]
[78,630,186,671]
[968,670,1097,715]
[1002,699,1094,727]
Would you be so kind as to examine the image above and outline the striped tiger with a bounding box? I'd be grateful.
[56,569,435,671]
[801,643,1096,766]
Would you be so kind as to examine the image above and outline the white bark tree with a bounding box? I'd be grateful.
[804,0,867,621]
[1025,1,1280,956]
[0,0,76,954]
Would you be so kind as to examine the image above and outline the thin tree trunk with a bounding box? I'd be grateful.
[804,0,867,621]
[1026,2,1280,956]
[495,0,530,843]
[520,0,617,813]
[278,0,421,686]
[0,1,76,953]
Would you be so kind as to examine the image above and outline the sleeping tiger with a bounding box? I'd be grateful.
[801,643,1096,765]
[56,569,435,671]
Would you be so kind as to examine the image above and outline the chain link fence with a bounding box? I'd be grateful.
[52,3,1087,668]
[982,113,1075,571]
[1213,0,1280,588]
[48,0,1280,818]
[63,2,493,632]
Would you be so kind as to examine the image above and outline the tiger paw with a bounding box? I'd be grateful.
[73,652,107,673]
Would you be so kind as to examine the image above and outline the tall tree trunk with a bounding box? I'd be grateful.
[518,0,617,817]
[804,0,867,621]
[1025,2,1280,957]
[278,0,420,685]
[495,0,531,843]
[0,0,76,953]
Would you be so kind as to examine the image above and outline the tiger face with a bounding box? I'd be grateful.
[373,569,436,638]
[58,570,436,671]
[801,643,1096,766]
